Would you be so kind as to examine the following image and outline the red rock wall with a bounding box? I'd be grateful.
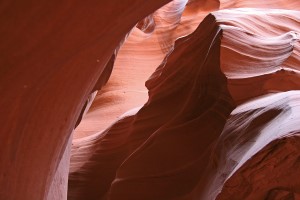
[1,1,300,200]
[0,1,171,199]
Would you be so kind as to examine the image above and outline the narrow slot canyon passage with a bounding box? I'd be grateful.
[1,1,300,200]
[74,27,166,139]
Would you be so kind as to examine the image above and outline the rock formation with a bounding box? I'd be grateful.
[1,0,300,200]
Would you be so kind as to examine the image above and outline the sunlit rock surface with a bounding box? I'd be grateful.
[1,0,300,200]
[69,6,300,200]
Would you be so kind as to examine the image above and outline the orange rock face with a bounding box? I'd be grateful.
[1,1,300,200]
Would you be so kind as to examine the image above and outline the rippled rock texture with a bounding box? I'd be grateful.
[1,1,300,200]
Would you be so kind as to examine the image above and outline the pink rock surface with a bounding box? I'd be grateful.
[1,1,300,200]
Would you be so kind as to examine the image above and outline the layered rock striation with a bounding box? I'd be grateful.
[1,1,300,200]
[69,8,300,200]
